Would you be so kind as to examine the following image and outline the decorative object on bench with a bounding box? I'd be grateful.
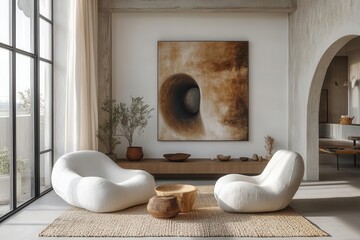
[217,154,231,161]
[251,153,259,161]
[52,150,156,212]
[147,196,180,219]
[264,135,274,159]
[339,115,354,125]
[96,97,154,161]
[163,153,191,162]
[240,157,249,161]
[214,149,304,212]
[118,97,154,161]
[126,146,144,161]
[155,184,197,212]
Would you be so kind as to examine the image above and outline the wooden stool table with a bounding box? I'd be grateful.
[155,184,197,212]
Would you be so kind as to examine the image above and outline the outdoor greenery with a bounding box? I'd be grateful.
[0,147,25,175]
[18,89,45,114]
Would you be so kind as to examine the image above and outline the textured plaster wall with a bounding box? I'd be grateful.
[289,0,360,180]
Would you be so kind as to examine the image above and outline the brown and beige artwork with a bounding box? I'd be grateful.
[158,41,249,141]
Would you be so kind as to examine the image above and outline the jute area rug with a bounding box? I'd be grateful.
[39,185,328,238]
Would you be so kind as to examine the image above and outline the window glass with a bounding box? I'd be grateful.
[16,0,34,53]
[40,19,52,60]
[0,48,12,217]
[39,0,51,20]
[16,53,35,206]
[40,61,52,151]
[0,0,11,45]
[40,152,52,193]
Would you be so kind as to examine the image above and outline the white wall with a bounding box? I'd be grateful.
[112,12,289,159]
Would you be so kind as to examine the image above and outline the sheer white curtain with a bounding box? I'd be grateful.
[65,0,98,152]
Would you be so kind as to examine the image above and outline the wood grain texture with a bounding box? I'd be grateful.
[117,158,268,175]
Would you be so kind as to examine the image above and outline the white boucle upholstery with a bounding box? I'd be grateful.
[52,150,156,212]
[214,149,304,212]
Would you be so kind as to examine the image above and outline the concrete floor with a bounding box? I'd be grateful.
[0,151,360,239]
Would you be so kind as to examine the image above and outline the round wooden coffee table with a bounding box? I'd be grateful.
[155,184,197,212]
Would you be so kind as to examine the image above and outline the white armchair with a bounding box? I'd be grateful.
[214,149,304,212]
[52,150,156,212]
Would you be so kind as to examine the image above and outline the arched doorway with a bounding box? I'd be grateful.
[307,35,359,180]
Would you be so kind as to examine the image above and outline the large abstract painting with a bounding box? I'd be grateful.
[158,41,249,141]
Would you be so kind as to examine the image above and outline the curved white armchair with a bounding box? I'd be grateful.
[52,150,156,212]
[214,149,304,213]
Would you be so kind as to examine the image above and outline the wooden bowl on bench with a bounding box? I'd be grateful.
[163,153,191,162]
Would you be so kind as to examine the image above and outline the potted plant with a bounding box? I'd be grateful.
[0,147,25,204]
[118,97,154,161]
[96,99,121,160]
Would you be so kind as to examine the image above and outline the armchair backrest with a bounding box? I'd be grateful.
[258,150,304,198]
[58,150,118,178]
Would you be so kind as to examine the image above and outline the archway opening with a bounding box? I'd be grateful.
[308,35,360,180]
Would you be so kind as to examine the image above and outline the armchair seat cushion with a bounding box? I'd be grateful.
[52,150,156,212]
[214,149,304,212]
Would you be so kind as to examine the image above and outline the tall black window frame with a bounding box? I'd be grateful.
[0,0,53,223]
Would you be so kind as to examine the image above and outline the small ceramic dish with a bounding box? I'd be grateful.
[240,157,249,161]
[217,154,231,161]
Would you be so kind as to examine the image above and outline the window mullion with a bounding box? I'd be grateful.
[51,0,54,168]
[34,0,40,197]
[10,0,17,211]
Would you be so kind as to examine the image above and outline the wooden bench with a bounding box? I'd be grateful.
[116,158,269,178]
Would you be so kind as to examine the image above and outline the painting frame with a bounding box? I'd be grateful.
[157,41,249,141]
